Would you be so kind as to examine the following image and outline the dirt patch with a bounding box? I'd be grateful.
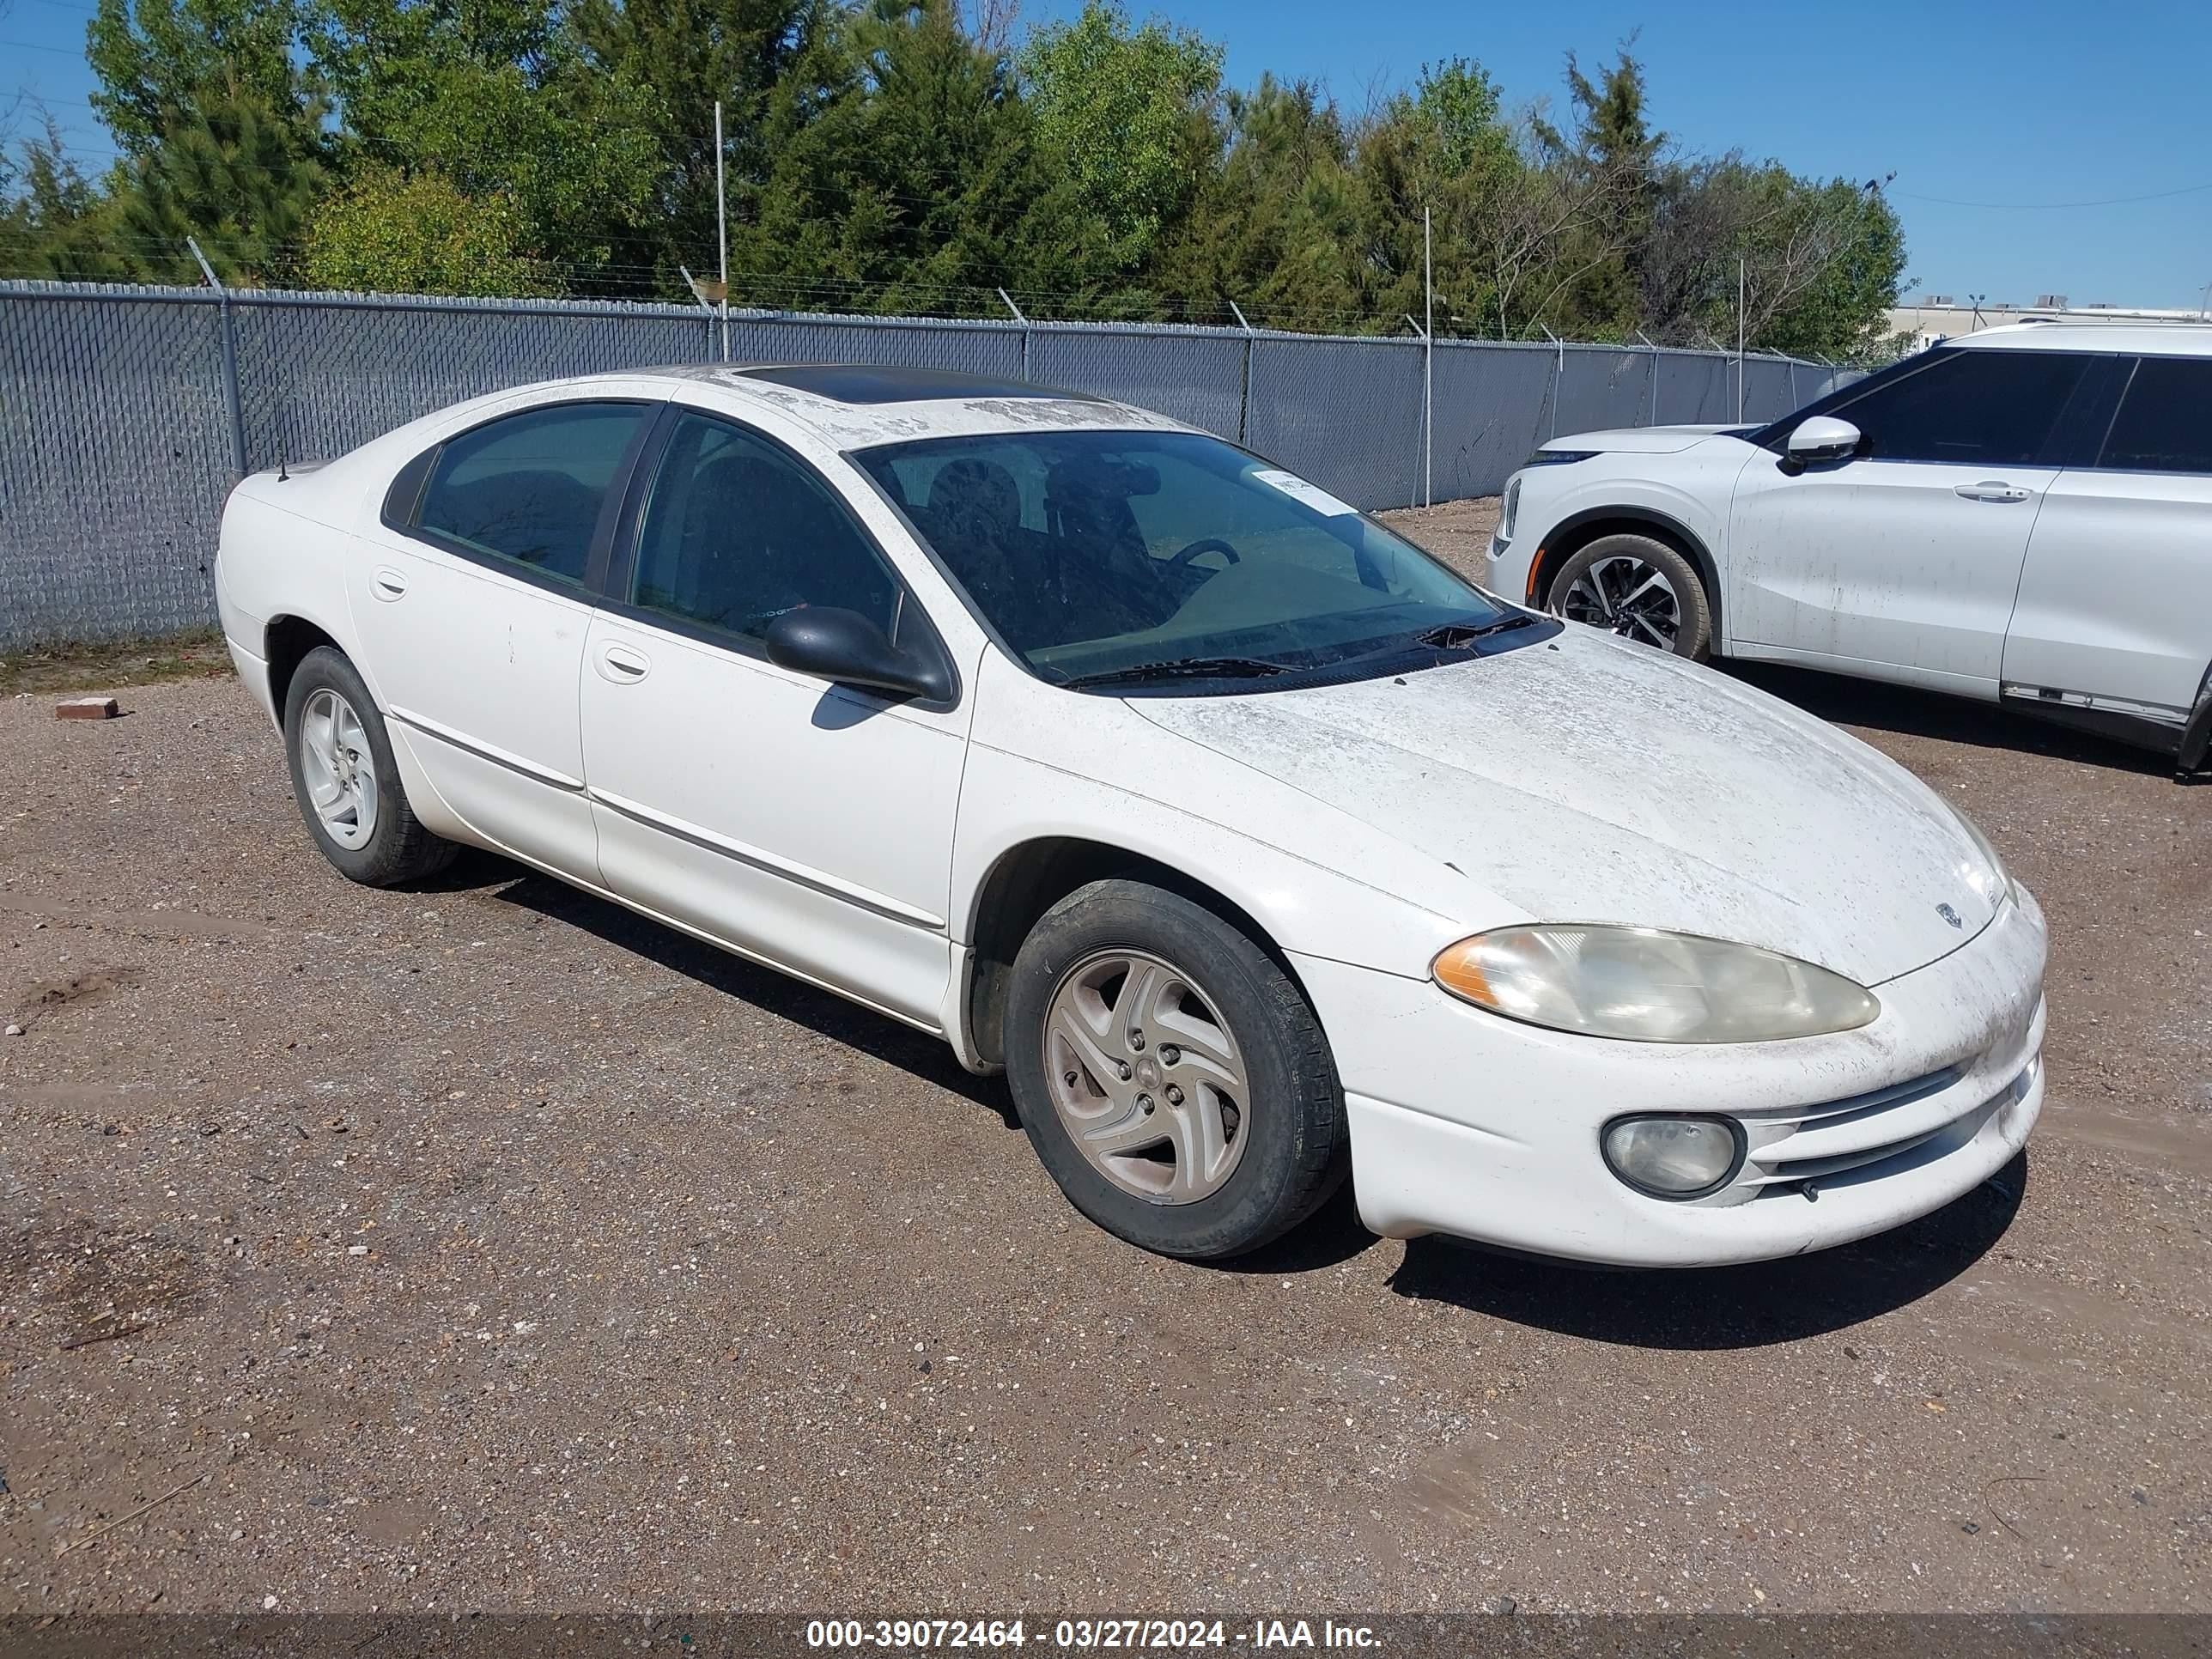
[14,966,144,1029]
[0,1215,216,1356]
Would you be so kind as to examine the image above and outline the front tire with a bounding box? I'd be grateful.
[1004,879,1348,1260]
[283,646,457,887]
[1549,532,1713,660]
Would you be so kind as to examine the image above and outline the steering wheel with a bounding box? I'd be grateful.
[1169,537,1241,568]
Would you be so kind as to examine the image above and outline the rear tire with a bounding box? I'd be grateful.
[1004,879,1348,1261]
[283,646,458,887]
[1549,532,1713,661]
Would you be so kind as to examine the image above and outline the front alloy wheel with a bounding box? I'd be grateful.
[1044,948,1252,1204]
[1547,532,1713,660]
[1005,879,1349,1260]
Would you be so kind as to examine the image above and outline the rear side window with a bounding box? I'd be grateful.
[1833,350,2089,467]
[2098,357,2212,475]
[414,402,646,586]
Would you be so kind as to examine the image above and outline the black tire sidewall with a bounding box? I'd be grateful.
[282,647,422,886]
[1552,533,1714,660]
[1004,880,1346,1260]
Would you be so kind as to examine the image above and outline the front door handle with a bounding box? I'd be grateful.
[1954,482,2032,503]
[597,642,650,684]
[370,567,408,601]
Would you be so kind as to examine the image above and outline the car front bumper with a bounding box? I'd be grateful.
[1293,888,2048,1267]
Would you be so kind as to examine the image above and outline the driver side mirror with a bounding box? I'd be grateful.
[764,607,954,703]
[1779,415,1862,475]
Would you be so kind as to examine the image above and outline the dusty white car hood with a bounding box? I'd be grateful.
[1130,629,1998,987]
[1545,423,1749,455]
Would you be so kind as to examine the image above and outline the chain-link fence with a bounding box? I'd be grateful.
[0,281,1859,648]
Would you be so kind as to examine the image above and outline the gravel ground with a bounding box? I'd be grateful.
[3,495,2209,1618]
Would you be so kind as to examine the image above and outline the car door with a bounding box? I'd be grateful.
[350,397,656,878]
[2003,352,2212,726]
[1725,348,2094,693]
[578,406,972,1030]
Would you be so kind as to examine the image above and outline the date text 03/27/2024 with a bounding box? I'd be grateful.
[804,1621,1382,1650]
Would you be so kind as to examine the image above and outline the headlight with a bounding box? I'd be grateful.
[1947,804,2014,907]
[1498,477,1522,539]
[1431,924,1880,1043]
[1521,449,1599,467]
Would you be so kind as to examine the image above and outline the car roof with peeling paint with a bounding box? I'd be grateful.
[635,362,1196,447]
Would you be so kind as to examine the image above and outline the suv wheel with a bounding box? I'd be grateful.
[1004,879,1348,1260]
[1550,532,1713,660]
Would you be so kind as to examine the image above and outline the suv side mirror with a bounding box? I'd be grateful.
[765,607,954,703]
[1780,415,1862,474]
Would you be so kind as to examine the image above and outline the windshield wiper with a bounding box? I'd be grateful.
[1411,614,1544,648]
[1060,655,1292,690]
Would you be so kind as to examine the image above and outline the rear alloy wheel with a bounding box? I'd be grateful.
[1550,532,1713,661]
[1005,879,1348,1260]
[283,645,458,887]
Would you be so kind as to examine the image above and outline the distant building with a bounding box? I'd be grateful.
[1887,295,2209,351]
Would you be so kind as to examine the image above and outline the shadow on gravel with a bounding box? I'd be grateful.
[436,853,1024,1130]
[1386,1150,2027,1348]
[1723,662,2174,777]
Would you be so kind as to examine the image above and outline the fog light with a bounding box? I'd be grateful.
[1601,1115,1744,1200]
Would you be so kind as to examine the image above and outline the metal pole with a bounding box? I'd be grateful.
[997,288,1030,380]
[1422,210,1436,508]
[1634,329,1658,427]
[714,100,729,363]
[1539,323,1563,441]
[1229,300,1256,447]
[1735,255,1747,423]
[188,237,248,478]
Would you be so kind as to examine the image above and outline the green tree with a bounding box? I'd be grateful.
[0,125,137,280]
[305,0,664,282]
[1154,75,1358,326]
[1017,0,1223,278]
[87,0,319,159]
[301,164,549,294]
[118,80,325,282]
[569,0,843,292]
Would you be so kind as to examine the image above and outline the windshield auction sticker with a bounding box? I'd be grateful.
[1251,468,1358,519]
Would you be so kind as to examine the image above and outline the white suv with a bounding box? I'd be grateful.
[1487,323,2212,773]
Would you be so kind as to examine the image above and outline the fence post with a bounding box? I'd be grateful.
[1539,324,1564,442]
[1228,301,1256,447]
[998,289,1030,381]
[679,265,719,363]
[1635,330,1659,427]
[188,238,248,478]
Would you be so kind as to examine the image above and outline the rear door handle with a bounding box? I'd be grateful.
[370,567,408,600]
[1954,482,2032,503]
[597,642,650,684]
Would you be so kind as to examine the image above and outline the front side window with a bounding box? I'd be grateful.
[1832,349,2088,467]
[2099,356,2212,475]
[415,402,646,585]
[629,412,902,645]
[854,429,1521,690]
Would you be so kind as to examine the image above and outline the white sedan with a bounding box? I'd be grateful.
[216,363,2046,1266]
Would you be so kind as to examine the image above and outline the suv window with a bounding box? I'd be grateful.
[2099,356,2212,475]
[1832,349,2089,467]
[415,402,646,586]
[629,412,902,646]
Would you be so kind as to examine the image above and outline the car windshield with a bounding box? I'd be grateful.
[853,429,1521,690]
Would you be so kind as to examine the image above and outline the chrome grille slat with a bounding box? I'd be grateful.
[1743,1055,2037,1193]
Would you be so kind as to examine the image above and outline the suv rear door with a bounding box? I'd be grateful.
[1724,348,2091,693]
[2002,352,2212,729]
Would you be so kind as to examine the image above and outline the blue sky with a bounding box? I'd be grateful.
[6,0,2209,308]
